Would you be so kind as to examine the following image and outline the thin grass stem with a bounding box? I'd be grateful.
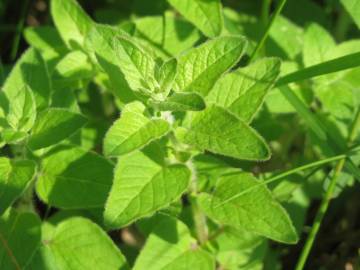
[248,0,287,63]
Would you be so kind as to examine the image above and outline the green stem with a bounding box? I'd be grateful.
[334,6,351,42]
[190,196,208,245]
[248,0,287,63]
[188,160,208,244]
[10,0,29,61]
[295,108,360,270]
[294,159,345,270]
[261,0,271,26]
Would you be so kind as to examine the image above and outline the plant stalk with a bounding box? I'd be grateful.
[295,108,360,270]
[10,0,29,61]
[188,160,208,245]
[248,0,287,63]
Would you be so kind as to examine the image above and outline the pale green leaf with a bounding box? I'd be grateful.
[52,50,94,90]
[167,0,223,38]
[2,48,51,111]
[215,227,267,270]
[51,0,93,49]
[133,217,215,270]
[103,102,169,156]
[206,58,280,122]
[24,26,67,56]
[104,145,191,228]
[198,172,298,243]
[28,108,87,150]
[149,92,206,112]
[303,23,336,67]
[0,86,36,133]
[113,35,158,93]
[174,36,247,96]
[340,0,360,28]
[1,129,28,145]
[134,12,201,57]
[85,24,138,104]
[36,145,114,209]
[268,15,303,60]
[0,209,41,270]
[29,217,129,270]
[0,158,37,215]
[176,105,270,161]
[154,58,177,95]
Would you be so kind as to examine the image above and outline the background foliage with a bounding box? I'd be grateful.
[0,0,360,269]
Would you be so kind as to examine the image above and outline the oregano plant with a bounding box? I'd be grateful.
[1,0,360,269]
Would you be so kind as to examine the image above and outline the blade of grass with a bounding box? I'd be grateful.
[279,85,360,180]
[10,0,30,61]
[248,0,287,63]
[295,108,360,270]
[261,0,272,26]
[214,153,347,208]
[276,52,360,86]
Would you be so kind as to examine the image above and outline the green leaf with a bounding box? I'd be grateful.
[206,57,281,122]
[176,105,270,161]
[28,108,88,150]
[3,48,52,111]
[167,0,223,38]
[149,92,206,112]
[215,227,267,270]
[85,24,138,104]
[103,102,170,157]
[0,209,41,270]
[51,0,93,49]
[24,26,67,55]
[268,15,304,60]
[154,58,177,96]
[133,217,215,270]
[36,145,114,209]
[1,129,28,145]
[113,35,158,93]
[52,50,94,90]
[30,217,129,270]
[340,0,360,29]
[104,145,191,229]
[303,23,336,67]
[198,172,298,244]
[0,86,36,133]
[0,159,36,215]
[174,36,247,96]
[134,12,201,57]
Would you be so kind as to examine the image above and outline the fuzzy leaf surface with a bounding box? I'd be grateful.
[0,159,37,215]
[167,0,223,38]
[36,145,114,209]
[176,105,270,161]
[103,102,170,157]
[104,145,191,228]
[174,36,247,96]
[28,108,87,150]
[198,172,298,244]
[206,58,281,122]
[133,217,215,270]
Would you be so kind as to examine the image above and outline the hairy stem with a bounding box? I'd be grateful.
[188,160,208,244]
